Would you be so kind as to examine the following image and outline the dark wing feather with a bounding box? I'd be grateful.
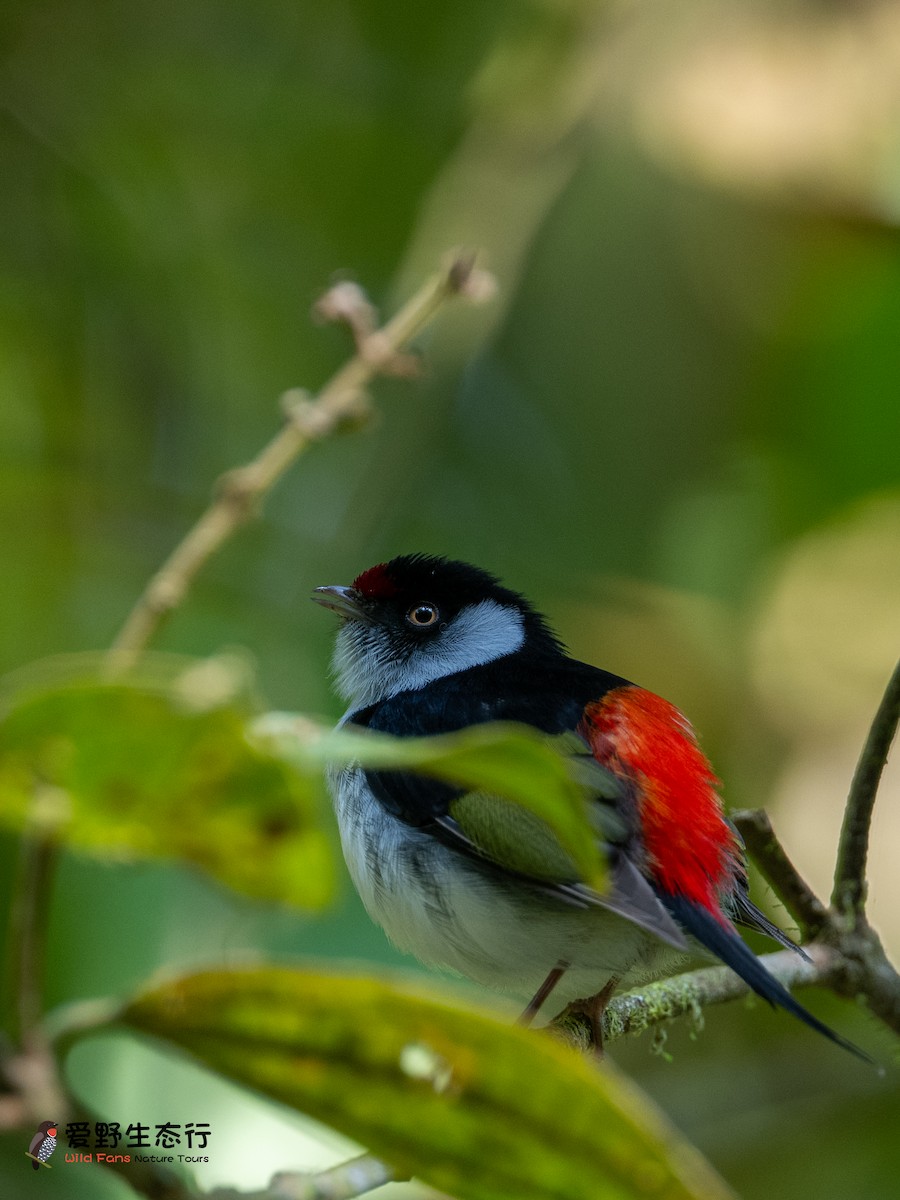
[354,667,692,953]
[662,893,870,1062]
[730,889,812,961]
[724,818,811,959]
[430,812,688,951]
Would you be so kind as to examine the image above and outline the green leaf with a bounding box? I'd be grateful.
[120,965,734,1200]
[260,715,609,890]
[0,654,335,909]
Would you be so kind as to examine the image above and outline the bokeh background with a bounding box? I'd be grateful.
[2,0,900,1196]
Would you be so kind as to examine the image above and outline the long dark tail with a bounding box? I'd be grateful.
[663,894,870,1062]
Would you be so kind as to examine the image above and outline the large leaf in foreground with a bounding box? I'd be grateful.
[0,655,335,908]
[121,966,734,1200]
[0,654,608,906]
[260,715,610,889]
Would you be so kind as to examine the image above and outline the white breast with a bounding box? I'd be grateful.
[328,763,684,1010]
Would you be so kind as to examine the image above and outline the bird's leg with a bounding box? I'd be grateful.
[517,959,570,1027]
[559,975,620,1056]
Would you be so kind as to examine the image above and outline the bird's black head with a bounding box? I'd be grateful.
[313,554,563,706]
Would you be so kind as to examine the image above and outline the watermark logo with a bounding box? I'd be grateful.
[26,1121,58,1170]
[26,1119,212,1171]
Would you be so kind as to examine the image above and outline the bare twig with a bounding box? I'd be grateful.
[731,808,829,940]
[105,253,489,676]
[832,659,900,920]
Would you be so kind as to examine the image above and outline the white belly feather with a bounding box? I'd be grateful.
[329,764,686,1011]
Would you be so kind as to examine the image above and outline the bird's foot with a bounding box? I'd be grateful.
[558,976,620,1057]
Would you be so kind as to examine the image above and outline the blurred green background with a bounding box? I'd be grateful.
[2,0,900,1196]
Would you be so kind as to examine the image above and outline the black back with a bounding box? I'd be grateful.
[352,649,629,825]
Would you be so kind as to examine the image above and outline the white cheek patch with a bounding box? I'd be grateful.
[411,599,525,689]
[333,599,525,707]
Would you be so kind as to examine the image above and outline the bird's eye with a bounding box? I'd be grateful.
[406,602,440,627]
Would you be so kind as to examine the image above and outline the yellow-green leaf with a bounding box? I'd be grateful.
[261,715,609,889]
[0,655,335,908]
[121,966,733,1200]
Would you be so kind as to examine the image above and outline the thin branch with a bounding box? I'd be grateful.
[731,808,829,940]
[99,1150,397,1200]
[553,947,838,1053]
[261,1156,397,1200]
[4,811,61,1050]
[1,787,70,1125]
[105,252,489,677]
[3,792,69,1065]
[832,659,900,919]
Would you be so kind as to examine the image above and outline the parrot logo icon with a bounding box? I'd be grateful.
[26,1121,58,1169]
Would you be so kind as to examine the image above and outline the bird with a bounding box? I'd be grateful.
[27,1121,58,1169]
[313,553,864,1057]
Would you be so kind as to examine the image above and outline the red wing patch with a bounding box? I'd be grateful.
[579,686,737,916]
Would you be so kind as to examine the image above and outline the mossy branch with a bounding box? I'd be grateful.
[555,946,839,1054]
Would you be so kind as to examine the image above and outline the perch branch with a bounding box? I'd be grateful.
[832,659,900,920]
[731,808,829,940]
[105,252,489,676]
[553,946,840,1054]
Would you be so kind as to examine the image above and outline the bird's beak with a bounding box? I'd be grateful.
[311,585,370,622]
